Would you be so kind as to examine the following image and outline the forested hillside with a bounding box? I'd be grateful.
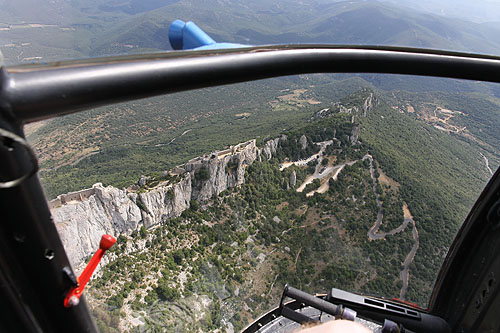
[80,90,496,331]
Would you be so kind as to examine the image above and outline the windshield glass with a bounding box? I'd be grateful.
[29,75,500,331]
[6,1,500,332]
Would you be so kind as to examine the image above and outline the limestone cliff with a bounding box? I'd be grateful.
[139,173,192,228]
[52,183,142,267]
[51,140,258,267]
[262,135,287,160]
[362,92,377,116]
[189,140,258,201]
[289,170,297,188]
[311,90,378,120]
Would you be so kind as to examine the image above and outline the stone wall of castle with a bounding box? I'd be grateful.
[48,187,98,209]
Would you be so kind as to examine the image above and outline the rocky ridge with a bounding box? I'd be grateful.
[311,91,378,120]
[51,104,365,267]
[52,140,258,266]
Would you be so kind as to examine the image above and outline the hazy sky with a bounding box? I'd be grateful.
[380,0,500,23]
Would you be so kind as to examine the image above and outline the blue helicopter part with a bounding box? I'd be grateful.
[168,19,248,50]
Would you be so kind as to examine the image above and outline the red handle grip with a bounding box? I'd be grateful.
[64,234,116,308]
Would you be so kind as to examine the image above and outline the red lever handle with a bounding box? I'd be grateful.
[391,297,421,309]
[64,234,116,308]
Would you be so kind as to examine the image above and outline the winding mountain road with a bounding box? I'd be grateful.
[365,155,419,300]
[283,147,419,300]
[399,220,419,300]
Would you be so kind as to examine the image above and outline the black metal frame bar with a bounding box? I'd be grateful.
[1,45,500,332]
[279,285,356,322]
[326,288,449,332]
[242,299,308,333]
[0,118,96,332]
[2,45,500,123]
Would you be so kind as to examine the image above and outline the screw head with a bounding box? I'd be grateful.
[68,296,80,307]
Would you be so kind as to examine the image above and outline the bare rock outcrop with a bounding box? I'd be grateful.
[299,135,308,150]
[52,183,142,266]
[140,173,192,227]
[333,91,378,117]
[350,124,361,145]
[262,135,287,160]
[362,92,377,117]
[51,140,259,267]
[289,170,297,188]
[190,140,258,201]
[311,108,331,120]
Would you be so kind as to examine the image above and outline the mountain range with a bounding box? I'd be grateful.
[2,0,500,65]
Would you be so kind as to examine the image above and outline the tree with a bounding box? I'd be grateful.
[155,279,180,301]
[173,250,185,265]
[190,199,200,211]
[139,226,147,239]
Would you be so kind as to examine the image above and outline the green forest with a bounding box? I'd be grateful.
[83,91,495,331]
